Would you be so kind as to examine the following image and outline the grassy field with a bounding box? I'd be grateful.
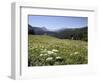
[28,35,88,66]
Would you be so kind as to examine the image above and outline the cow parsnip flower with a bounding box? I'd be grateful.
[47,51,54,54]
[39,54,44,56]
[46,57,53,61]
[56,56,62,60]
[52,49,58,52]
[74,52,79,55]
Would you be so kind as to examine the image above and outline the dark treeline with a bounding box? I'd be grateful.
[28,24,88,41]
[54,27,88,41]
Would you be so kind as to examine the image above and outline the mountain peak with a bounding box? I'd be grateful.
[41,27,48,31]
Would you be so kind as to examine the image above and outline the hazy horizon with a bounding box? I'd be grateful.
[28,15,88,31]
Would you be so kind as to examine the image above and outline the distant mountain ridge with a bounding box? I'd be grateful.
[28,24,57,35]
[28,24,88,41]
[28,24,47,35]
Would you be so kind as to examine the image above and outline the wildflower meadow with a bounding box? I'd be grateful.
[28,35,88,66]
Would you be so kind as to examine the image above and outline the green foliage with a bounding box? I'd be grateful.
[55,27,88,41]
[28,35,88,66]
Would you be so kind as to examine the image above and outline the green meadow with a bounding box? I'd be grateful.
[28,35,88,66]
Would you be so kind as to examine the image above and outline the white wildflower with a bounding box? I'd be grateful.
[56,56,62,60]
[74,52,79,55]
[41,46,44,48]
[52,49,58,52]
[44,54,48,56]
[47,51,54,54]
[39,54,44,56]
[70,53,73,56]
[46,57,53,61]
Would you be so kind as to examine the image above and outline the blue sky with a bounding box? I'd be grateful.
[28,15,88,31]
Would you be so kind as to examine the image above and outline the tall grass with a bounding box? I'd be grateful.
[28,35,88,66]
